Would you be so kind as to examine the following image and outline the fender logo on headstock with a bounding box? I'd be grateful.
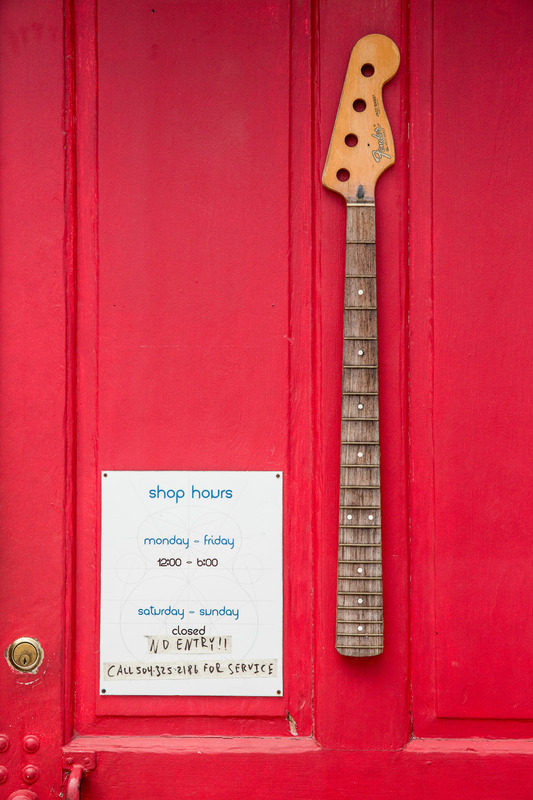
[322,34,400,202]
[371,124,390,162]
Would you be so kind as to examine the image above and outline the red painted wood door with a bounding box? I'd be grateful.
[1,0,533,797]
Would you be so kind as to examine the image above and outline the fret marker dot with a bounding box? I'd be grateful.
[357,598,363,604]
[347,514,352,520]
[358,451,363,458]
[358,289,364,295]
[357,567,363,573]
[358,349,364,356]
[357,403,364,409]
[368,515,374,520]
[357,625,363,631]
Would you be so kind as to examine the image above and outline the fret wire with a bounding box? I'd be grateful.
[341,392,378,396]
[342,417,380,421]
[338,580,382,584]
[338,560,382,564]
[338,544,381,547]
[341,479,378,483]
[341,477,379,481]
[340,460,379,464]
[337,614,383,618]
[346,240,376,244]
[345,275,377,278]
[340,467,379,471]
[339,530,381,534]
[339,505,380,509]
[336,646,382,651]
[339,524,381,528]
[339,478,379,483]
[340,441,379,444]
[343,365,378,369]
[344,307,377,311]
[339,488,380,492]
[346,202,376,207]
[337,622,383,627]
[343,336,378,340]
[341,437,379,441]
[341,462,379,466]
[338,632,383,636]
[339,485,381,489]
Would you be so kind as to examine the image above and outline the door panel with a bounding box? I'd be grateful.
[0,0,67,793]
[432,0,533,722]
[409,0,533,737]
[75,0,308,738]
[315,0,409,751]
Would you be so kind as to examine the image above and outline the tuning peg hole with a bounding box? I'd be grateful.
[361,63,375,77]
[345,134,358,147]
[353,99,366,112]
[336,168,350,182]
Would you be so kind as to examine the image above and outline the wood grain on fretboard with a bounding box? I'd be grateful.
[336,203,383,656]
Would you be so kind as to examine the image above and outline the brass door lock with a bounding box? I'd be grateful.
[6,638,43,672]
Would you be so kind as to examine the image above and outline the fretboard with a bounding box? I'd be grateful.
[336,202,383,657]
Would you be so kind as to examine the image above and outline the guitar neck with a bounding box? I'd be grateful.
[336,202,383,656]
[321,33,399,656]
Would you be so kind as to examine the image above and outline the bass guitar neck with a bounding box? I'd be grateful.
[322,34,400,656]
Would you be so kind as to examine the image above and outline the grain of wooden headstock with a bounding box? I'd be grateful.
[322,34,400,202]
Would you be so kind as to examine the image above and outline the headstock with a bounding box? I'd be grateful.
[322,34,400,203]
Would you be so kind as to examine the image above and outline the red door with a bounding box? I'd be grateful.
[1,0,533,797]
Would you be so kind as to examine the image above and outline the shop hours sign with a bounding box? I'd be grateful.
[99,471,283,696]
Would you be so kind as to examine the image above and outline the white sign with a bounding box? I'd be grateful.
[99,471,283,696]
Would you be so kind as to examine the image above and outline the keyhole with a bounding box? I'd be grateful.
[7,638,43,672]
